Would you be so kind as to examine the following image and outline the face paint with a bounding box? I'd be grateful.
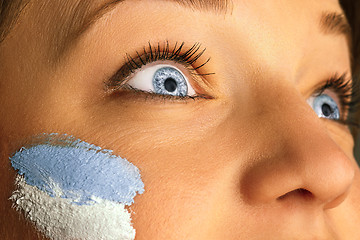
[9,133,144,240]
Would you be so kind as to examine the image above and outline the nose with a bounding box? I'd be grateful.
[240,95,355,209]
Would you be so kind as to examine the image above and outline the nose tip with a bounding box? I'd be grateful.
[240,138,355,209]
[306,150,355,209]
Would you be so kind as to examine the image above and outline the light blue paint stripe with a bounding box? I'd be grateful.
[10,134,144,205]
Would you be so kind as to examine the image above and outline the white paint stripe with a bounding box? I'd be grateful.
[10,175,136,240]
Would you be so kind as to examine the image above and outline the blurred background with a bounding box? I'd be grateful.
[356,136,360,164]
[340,0,360,164]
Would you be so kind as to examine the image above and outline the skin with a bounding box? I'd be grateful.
[0,0,360,239]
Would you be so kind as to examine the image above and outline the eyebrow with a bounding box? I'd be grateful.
[86,0,232,27]
[319,11,352,43]
[53,4,351,63]
[52,0,233,61]
[79,0,233,41]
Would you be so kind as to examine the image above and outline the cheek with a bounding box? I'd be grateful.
[10,133,144,240]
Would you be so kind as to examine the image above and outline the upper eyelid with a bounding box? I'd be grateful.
[106,41,214,90]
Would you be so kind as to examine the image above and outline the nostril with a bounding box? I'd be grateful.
[277,188,314,201]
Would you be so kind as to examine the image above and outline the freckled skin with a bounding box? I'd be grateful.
[0,0,360,239]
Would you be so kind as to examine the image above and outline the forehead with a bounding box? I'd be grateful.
[17,0,349,65]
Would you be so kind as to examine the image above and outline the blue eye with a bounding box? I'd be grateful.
[126,64,196,97]
[308,94,340,120]
[153,67,188,96]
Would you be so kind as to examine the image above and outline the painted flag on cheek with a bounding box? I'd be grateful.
[10,133,144,240]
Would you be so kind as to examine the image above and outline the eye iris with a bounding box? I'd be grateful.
[164,78,178,92]
[312,94,340,120]
[321,103,333,117]
[153,67,188,96]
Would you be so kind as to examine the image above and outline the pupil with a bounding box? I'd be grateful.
[164,78,177,92]
[322,103,333,117]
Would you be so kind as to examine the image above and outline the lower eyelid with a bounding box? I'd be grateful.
[110,87,206,104]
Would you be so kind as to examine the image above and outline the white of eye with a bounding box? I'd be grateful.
[126,64,196,97]
[307,94,340,120]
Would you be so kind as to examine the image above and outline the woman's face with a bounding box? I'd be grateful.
[1,0,360,239]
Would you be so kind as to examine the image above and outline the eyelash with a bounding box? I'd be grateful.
[107,42,360,128]
[107,41,213,101]
[316,73,360,128]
